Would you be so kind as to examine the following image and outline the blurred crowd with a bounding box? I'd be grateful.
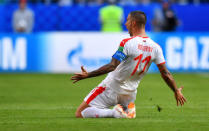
[12,0,180,33]
[1,0,209,5]
[7,0,208,33]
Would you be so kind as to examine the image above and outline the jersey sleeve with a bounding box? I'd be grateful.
[112,39,129,62]
[154,46,166,65]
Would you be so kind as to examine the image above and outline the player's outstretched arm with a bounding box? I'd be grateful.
[71,58,120,83]
[157,63,187,106]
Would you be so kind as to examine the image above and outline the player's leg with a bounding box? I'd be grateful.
[118,93,136,118]
[75,101,119,118]
[75,86,113,118]
[81,105,117,118]
[75,101,89,118]
[75,86,128,118]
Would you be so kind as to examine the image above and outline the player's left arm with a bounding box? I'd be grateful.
[157,63,187,106]
[154,45,186,106]
[71,58,120,83]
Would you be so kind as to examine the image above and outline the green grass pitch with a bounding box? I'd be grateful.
[0,73,209,131]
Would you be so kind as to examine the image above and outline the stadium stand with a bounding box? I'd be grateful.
[0,3,208,32]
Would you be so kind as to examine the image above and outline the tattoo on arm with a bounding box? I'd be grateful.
[87,58,120,78]
[158,64,178,92]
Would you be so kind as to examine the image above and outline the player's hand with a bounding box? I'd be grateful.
[174,86,187,106]
[71,66,88,83]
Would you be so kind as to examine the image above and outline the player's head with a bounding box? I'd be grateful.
[125,11,147,36]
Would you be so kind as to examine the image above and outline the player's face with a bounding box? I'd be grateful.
[125,14,133,36]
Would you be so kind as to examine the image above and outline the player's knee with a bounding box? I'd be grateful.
[75,110,83,118]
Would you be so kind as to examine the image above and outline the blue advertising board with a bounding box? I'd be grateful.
[149,32,209,72]
[0,32,208,73]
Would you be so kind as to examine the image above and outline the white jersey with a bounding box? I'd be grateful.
[101,36,165,94]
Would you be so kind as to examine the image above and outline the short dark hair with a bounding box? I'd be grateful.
[130,11,147,28]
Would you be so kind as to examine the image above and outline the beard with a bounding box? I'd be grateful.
[129,30,133,37]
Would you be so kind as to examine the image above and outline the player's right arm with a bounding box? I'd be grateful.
[71,58,120,83]
[71,38,129,83]
[157,63,187,106]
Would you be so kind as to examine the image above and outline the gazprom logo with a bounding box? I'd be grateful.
[166,36,209,70]
[0,37,27,70]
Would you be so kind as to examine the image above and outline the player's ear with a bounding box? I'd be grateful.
[132,21,137,27]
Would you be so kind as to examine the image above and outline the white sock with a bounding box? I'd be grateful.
[81,107,114,118]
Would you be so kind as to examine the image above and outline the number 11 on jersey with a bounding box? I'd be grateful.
[131,54,151,76]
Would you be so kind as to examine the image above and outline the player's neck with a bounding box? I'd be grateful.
[131,28,147,37]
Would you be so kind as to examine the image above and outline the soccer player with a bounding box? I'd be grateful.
[71,11,186,118]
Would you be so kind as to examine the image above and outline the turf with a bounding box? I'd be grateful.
[0,73,209,131]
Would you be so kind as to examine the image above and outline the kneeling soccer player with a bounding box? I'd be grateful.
[71,11,186,118]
